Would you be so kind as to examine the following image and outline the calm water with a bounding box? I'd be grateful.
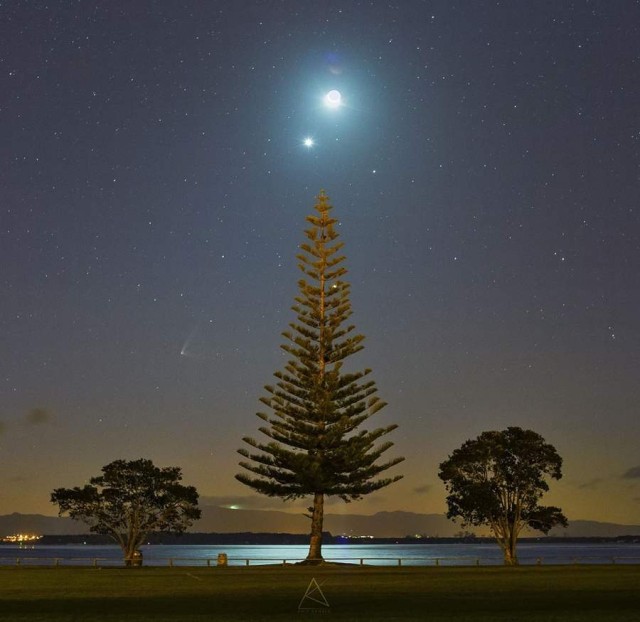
[2,542,640,567]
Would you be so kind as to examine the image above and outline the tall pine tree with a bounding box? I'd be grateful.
[237,191,404,563]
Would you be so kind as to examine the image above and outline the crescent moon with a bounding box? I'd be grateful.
[324,90,342,108]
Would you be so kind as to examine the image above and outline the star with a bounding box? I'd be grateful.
[303,137,315,148]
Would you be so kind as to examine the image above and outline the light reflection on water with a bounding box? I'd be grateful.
[1,542,640,567]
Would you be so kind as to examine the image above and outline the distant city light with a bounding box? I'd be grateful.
[2,533,42,543]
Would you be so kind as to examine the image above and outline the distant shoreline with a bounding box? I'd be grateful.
[33,533,640,546]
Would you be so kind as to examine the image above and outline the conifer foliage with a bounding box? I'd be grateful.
[237,191,404,562]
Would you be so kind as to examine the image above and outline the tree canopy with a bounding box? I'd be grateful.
[51,458,201,565]
[438,426,568,565]
[236,191,404,562]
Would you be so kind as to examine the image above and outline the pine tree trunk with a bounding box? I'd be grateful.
[305,492,324,563]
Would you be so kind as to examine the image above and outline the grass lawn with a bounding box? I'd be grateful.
[0,565,639,621]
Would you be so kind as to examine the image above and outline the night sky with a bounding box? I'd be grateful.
[2,1,639,525]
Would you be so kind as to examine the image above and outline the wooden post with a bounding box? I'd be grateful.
[216,553,228,567]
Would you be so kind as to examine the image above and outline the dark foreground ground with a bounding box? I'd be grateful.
[1,564,639,621]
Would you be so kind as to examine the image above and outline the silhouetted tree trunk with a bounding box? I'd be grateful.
[307,492,324,562]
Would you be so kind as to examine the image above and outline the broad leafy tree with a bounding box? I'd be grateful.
[439,426,568,565]
[51,458,201,565]
[237,191,404,563]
